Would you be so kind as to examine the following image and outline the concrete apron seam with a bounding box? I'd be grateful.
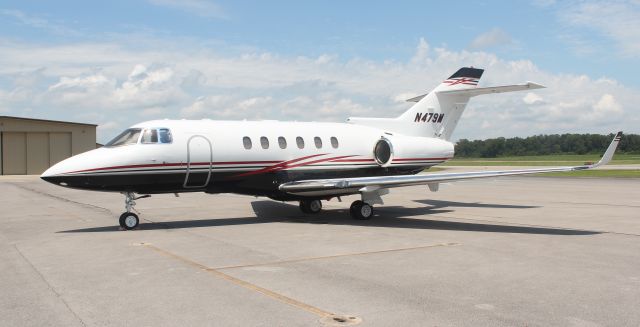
[141,243,333,318]
[213,242,461,270]
[13,244,87,327]
[141,242,459,321]
[10,183,113,215]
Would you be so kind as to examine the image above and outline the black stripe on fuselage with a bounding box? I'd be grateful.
[61,162,443,176]
[41,166,430,200]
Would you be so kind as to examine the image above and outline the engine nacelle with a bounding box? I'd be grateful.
[373,137,393,166]
[372,135,454,167]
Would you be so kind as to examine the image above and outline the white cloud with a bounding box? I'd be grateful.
[469,28,512,49]
[147,0,226,19]
[0,37,638,142]
[560,1,640,57]
[523,92,544,105]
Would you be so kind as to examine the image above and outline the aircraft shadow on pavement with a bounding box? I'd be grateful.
[414,199,540,210]
[58,200,598,235]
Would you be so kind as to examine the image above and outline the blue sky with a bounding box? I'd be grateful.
[1,0,638,142]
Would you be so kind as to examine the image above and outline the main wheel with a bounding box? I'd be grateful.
[299,199,322,214]
[119,212,139,230]
[350,201,373,220]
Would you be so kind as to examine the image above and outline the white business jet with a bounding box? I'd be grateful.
[41,67,622,230]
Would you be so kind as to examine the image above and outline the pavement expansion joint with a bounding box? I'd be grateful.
[214,242,461,270]
[142,243,336,319]
[139,242,458,324]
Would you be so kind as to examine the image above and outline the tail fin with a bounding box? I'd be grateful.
[398,67,484,140]
[347,67,544,140]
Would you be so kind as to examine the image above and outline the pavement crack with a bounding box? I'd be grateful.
[13,244,87,327]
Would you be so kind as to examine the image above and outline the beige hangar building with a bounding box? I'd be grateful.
[0,116,97,175]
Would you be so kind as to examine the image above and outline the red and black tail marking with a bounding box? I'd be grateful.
[442,67,484,86]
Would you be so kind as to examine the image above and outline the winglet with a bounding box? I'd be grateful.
[591,131,623,168]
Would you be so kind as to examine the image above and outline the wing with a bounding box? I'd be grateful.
[279,132,622,197]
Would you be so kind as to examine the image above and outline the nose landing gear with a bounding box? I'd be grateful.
[119,192,149,230]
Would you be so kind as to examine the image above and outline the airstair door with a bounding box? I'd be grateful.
[183,135,213,188]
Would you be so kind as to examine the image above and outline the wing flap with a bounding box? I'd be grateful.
[280,132,622,195]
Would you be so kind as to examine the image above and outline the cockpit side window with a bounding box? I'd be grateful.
[105,128,142,147]
[141,129,158,144]
[139,128,173,144]
[159,128,172,144]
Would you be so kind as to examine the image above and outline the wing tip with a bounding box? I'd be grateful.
[526,81,546,89]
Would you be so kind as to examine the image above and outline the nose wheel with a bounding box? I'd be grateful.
[119,192,149,230]
[119,212,139,230]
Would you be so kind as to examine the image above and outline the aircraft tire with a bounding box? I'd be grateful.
[119,212,139,230]
[300,200,322,214]
[350,201,373,220]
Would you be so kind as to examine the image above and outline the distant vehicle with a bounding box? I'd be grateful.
[41,67,622,230]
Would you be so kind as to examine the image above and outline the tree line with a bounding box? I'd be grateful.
[454,133,640,158]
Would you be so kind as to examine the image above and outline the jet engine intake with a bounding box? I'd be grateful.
[374,137,393,166]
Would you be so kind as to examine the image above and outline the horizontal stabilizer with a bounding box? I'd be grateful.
[405,82,544,102]
[436,82,545,97]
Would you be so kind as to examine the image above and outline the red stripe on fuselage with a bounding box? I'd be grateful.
[66,160,284,174]
[228,153,331,178]
[393,157,451,161]
[330,158,376,163]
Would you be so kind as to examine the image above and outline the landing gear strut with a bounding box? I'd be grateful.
[299,199,322,214]
[350,200,373,220]
[119,192,148,230]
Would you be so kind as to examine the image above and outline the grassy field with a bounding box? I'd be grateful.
[423,167,639,178]
[443,153,640,166]
[532,170,640,178]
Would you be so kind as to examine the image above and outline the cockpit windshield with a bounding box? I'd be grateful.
[105,128,142,147]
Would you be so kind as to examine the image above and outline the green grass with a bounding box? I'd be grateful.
[443,153,640,166]
[532,169,640,178]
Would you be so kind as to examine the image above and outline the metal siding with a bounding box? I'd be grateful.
[49,132,72,166]
[2,132,27,175]
[26,132,50,175]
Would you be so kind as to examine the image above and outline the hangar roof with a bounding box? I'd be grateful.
[0,116,97,127]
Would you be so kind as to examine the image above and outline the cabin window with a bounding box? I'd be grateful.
[314,137,322,149]
[243,136,252,149]
[330,136,339,148]
[260,136,269,149]
[159,128,172,143]
[278,136,287,149]
[141,129,158,144]
[105,128,142,147]
[296,137,305,149]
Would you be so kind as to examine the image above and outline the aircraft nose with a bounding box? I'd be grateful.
[41,161,68,185]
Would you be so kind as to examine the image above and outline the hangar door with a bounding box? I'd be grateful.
[1,132,72,175]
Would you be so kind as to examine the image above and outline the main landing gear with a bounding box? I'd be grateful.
[299,199,323,214]
[119,192,149,230]
[349,200,374,220]
[298,199,374,220]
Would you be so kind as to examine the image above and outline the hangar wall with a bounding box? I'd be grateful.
[0,116,97,175]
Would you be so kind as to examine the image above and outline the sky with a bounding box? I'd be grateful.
[0,0,639,143]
